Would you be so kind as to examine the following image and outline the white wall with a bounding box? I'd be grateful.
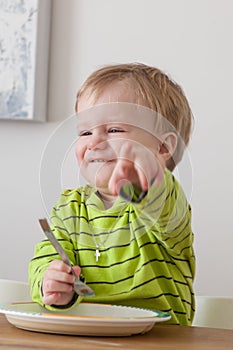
[1,0,232,297]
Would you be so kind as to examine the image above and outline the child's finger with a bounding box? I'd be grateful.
[73,265,81,277]
[42,292,61,306]
[49,259,72,274]
[133,149,160,190]
[108,159,130,195]
[134,163,150,191]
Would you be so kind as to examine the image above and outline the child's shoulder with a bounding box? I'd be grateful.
[164,168,178,186]
[163,168,186,200]
[60,185,93,201]
[59,185,94,203]
[61,188,83,199]
[52,185,94,214]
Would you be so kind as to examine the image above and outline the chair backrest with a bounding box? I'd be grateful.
[192,296,233,330]
[0,278,31,304]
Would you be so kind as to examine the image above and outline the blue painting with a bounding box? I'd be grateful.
[0,0,50,121]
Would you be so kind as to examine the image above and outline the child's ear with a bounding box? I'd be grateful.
[158,132,177,161]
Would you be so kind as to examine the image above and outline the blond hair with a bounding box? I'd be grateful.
[75,63,193,171]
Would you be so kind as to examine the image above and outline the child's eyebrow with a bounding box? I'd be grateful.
[77,121,90,130]
[77,119,125,130]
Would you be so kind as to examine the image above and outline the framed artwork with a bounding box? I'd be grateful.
[0,0,51,121]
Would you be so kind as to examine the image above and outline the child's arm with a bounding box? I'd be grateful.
[109,140,194,257]
[119,165,194,266]
[29,200,82,309]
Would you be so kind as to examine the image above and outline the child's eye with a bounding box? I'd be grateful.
[108,127,124,133]
[79,130,92,136]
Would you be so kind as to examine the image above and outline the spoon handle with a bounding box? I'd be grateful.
[39,219,72,267]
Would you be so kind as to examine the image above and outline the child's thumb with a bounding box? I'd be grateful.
[73,265,81,277]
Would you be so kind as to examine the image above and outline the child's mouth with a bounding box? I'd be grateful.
[89,159,115,163]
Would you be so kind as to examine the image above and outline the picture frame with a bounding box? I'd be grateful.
[0,0,51,121]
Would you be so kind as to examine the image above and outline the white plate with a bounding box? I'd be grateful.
[0,302,171,336]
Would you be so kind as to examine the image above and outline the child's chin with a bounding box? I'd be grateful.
[89,163,115,182]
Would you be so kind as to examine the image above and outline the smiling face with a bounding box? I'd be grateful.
[75,82,162,198]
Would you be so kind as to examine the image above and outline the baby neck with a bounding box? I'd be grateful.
[96,191,117,209]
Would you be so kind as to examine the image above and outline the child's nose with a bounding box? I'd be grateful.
[87,134,107,150]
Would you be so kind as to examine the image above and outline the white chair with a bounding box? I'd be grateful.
[192,296,233,330]
[0,278,31,304]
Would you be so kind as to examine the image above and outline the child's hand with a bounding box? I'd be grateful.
[42,260,81,306]
[108,140,165,196]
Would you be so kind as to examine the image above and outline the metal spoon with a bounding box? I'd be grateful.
[39,218,95,297]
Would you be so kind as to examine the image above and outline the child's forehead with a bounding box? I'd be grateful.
[76,102,170,135]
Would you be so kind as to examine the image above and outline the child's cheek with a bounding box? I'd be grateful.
[75,144,85,164]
